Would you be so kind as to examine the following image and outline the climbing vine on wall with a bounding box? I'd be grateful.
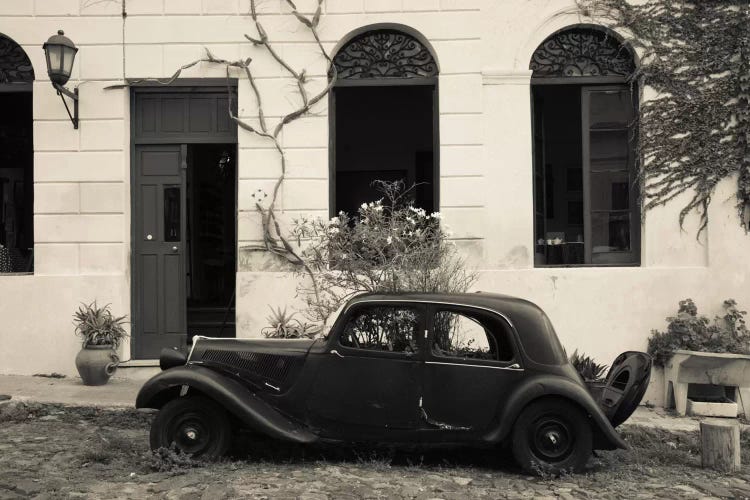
[577,0,750,234]
[111,0,333,302]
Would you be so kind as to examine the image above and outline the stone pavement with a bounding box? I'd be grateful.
[1,373,748,433]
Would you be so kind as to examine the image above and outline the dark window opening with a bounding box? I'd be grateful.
[333,84,436,217]
[432,309,514,362]
[186,143,236,338]
[0,92,34,273]
[339,305,421,354]
[532,84,639,266]
[531,26,639,267]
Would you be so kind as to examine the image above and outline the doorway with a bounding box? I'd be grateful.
[131,86,238,359]
[186,144,236,339]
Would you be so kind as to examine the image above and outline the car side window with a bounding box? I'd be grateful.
[339,306,420,354]
[432,310,513,362]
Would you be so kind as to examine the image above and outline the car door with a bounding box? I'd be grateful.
[421,305,524,431]
[306,302,425,436]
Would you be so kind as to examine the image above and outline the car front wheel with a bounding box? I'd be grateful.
[511,399,592,475]
[150,395,231,459]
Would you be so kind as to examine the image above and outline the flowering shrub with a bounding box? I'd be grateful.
[292,181,476,323]
[647,298,750,366]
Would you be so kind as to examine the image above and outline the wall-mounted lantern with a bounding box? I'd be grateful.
[42,30,79,129]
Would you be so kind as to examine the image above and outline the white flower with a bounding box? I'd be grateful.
[360,202,368,210]
[327,227,340,235]
[386,236,393,244]
[362,217,369,224]
[407,217,415,225]
[430,212,442,220]
[341,253,348,259]
[372,205,383,212]
[328,216,340,226]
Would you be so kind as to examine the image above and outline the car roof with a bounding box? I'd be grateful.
[346,292,566,365]
[347,291,541,318]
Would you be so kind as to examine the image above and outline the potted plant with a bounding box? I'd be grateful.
[648,299,750,416]
[73,302,128,386]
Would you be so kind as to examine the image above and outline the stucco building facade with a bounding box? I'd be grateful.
[0,0,747,405]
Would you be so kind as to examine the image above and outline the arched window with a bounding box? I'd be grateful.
[530,27,639,267]
[0,34,34,273]
[329,26,439,217]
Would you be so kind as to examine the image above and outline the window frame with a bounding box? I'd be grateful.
[328,25,440,219]
[531,82,641,268]
[581,85,640,265]
[425,304,521,369]
[335,301,426,360]
[0,85,34,275]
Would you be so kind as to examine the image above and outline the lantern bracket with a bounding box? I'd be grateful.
[53,82,78,129]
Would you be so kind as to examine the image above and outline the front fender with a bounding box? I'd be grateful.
[485,375,628,450]
[136,365,317,444]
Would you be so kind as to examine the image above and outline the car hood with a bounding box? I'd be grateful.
[187,337,319,393]
[189,337,318,358]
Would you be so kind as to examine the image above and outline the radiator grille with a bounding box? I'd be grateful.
[201,349,300,383]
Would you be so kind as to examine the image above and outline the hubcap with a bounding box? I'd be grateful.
[170,413,211,455]
[530,416,573,461]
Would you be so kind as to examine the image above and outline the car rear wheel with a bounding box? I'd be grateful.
[150,395,231,460]
[511,399,592,475]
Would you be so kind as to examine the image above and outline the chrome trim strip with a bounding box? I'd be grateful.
[426,361,524,371]
[186,335,209,362]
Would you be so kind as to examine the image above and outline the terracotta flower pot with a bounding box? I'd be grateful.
[75,345,118,386]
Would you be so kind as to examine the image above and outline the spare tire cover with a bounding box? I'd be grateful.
[598,351,652,427]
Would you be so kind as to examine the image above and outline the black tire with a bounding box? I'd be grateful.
[149,396,231,460]
[511,399,592,476]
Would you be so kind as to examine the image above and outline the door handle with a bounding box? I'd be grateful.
[171,246,178,252]
[330,349,344,358]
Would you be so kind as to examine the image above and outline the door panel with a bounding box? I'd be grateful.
[133,145,187,358]
[423,306,523,431]
[423,363,520,430]
[307,356,421,432]
[306,304,425,436]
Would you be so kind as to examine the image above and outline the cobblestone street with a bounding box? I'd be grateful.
[1,401,749,499]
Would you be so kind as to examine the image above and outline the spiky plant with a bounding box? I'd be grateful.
[262,306,316,339]
[569,349,608,382]
[73,302,128,349]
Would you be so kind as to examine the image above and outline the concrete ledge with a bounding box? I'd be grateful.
[0,375,140,408]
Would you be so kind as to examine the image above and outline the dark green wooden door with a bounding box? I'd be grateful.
[133,144,187,358]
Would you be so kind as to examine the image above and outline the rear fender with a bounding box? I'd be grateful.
[485,375,628,450]
[135,365,317,444]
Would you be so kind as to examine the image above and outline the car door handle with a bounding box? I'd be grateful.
[508,363,521,369]
[330,349,344,358]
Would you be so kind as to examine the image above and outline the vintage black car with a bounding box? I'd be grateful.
[136,292,651,474]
